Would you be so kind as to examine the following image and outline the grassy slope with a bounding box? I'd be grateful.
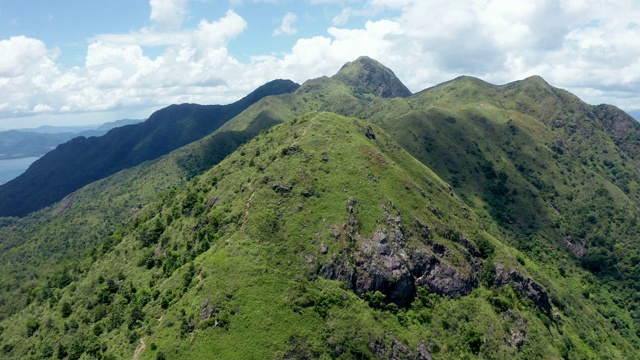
[1,114,637,359]
[0,71,363,322]
[362,75,640,339]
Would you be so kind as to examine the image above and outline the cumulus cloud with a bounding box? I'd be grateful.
[150,0,189,29]
[0,10,248,120]
[273,12,298,36]
[334,0,640,110]
[3,0,640,128]
[0,36,55,78]
[0,36,61,116]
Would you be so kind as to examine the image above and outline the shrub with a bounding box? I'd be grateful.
[26,318,40,337]
[61,301,73,318]
[464,328,483,354]
[476,234,495,258]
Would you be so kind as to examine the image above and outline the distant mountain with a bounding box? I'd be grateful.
[0,79,299,217]
[2,57,640,358]
[628,110,640,122]
[15,124,99,134]
[95,119,145,132]
[0,131,77,159]
[0,119,145,160]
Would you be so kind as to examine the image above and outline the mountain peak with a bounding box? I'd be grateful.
[507,75,554,91]
[332,56,412,98]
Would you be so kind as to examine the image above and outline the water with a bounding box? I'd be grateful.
[0,156,41,184]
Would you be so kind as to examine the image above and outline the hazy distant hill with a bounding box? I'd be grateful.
[0,131,77,160]
[0,119,144,160]
[0,80,299,217]
[2,57,640,359]
[16,119,144,134]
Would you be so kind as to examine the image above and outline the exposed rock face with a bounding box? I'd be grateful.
[413,250,476,298]
[564,235,586,258]
[320,200,551,312]
[503,310,527,349]
[320,201,478,306]
[365,337,432,360]
[492,263,552,313]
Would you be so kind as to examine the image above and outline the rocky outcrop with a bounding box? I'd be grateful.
[492,263,552,313]
[564,235,586,258]
[320,201,478,306]
[503,310,527,349]
[364,337,433,360]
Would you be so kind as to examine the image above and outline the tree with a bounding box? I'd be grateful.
[26,318,40,337]
[61,301,73,318]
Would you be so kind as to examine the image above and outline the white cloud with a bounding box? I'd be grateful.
[0,36,53,78]
[273,12,298,36]
[150,0,189,29]
[0,10,249,121]
[332,8,352,26]
[3,0,640,129]
[334,0,640,110]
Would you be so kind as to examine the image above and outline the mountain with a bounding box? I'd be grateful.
[95,119,145,132]
[15,124,99,134]
[0,131,76,160]
[0,120,143,161]
[1,57,640,358]
[0,79,299,217]
[333,56,412,98]
[1,113,635,359]
[629,110,640,122]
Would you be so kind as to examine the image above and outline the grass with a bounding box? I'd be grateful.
[1,113,638,359]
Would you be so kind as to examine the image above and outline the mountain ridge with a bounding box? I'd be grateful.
[1,58,640,358]
[0,79,299,217]
[5,113,636,359]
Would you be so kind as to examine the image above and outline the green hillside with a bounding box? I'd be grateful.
[361,75,640,330]
[0,79,299,217]
[3,113,637,359]
[1,57,640,359]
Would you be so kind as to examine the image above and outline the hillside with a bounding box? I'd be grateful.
[361,76,640,323]
[1,57,640,358]
[0,79,299,217]
[2,113,637,359]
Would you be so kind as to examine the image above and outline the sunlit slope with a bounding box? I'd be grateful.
[1,113,637,359]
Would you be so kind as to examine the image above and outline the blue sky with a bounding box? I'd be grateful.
[1,0,639,129]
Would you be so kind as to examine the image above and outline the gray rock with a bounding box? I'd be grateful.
[417,341,433,360]
[272,183,293,193]
[493,263,552,313]
[320,243,328,254]
[321,205,479,304]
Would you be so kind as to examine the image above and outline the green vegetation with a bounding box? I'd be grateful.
[1,57,640,358]
[0,79,299,217]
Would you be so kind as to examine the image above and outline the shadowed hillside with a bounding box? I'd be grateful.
[0,79,299,217]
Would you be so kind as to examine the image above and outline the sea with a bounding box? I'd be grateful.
[0,156,41,185]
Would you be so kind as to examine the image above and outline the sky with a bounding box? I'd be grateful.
[1,0,640,130]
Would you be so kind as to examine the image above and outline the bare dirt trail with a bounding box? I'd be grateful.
[133,339,146,360]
